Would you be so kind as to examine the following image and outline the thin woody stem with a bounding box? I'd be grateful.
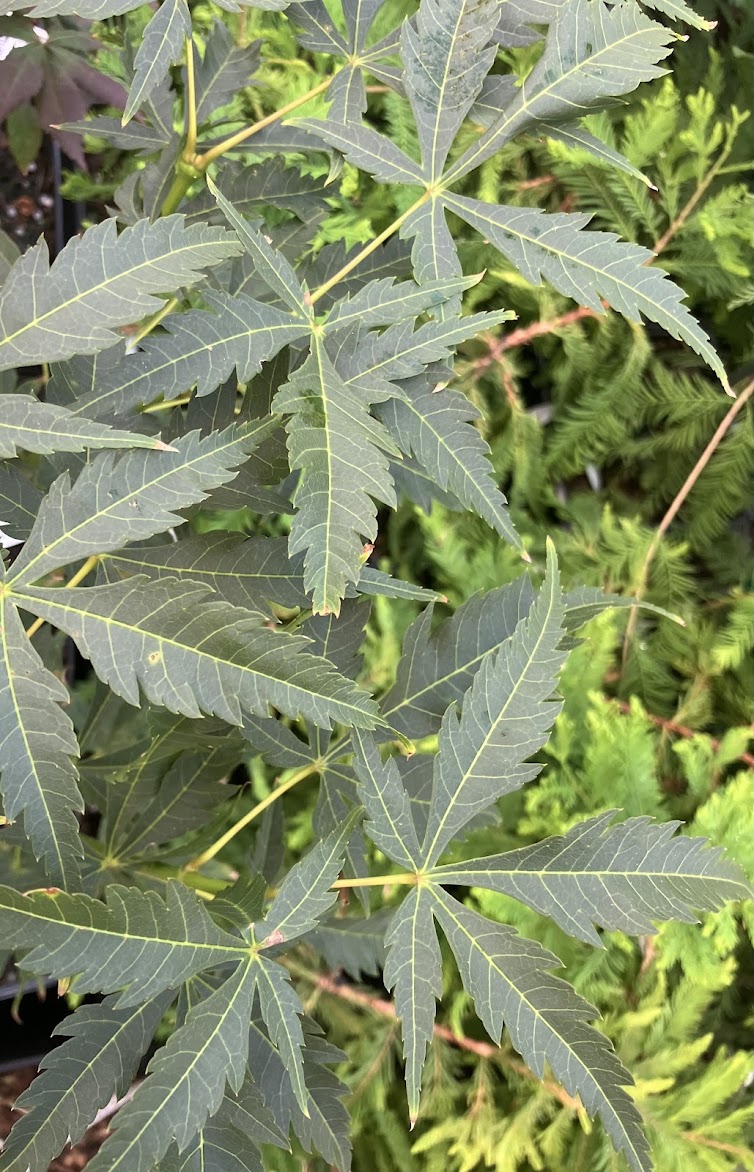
[330,873,419,889]
[184,36,198,160]
[25,555,100,638]
[623,377,754,657]
[309,195,429,306]
[197,78,332,169]
[184,762,319,871]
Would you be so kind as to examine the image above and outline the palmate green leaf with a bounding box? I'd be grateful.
[420,542,565,866]
[0,395,171,457]
[446,0,677,182]
[157,1121,264,1172]
[13,576,381,729]
[0,581,83,888]
[274,335,399,614]
[0,216,240,370]
[291,0,391,123]
[430,888,652,1172]
[293,119,424,185]
[376,374,520,548]
[0,992,171,1172]
[433,812,752,946]
[445,193,729,390]
[8,420,277,587]
[123,0,191,124]
[402,0,499,182]
[311,907,391,979]
[325,274,479,332]
[86,959,258,1172]
[0,880,248,1002]
[383,885,443,1124]
[252,958,310,1114]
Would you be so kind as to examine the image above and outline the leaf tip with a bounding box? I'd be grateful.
[154,439,179,452]
[521,549,533,564]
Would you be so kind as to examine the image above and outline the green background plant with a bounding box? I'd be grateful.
[0,0,752,1168]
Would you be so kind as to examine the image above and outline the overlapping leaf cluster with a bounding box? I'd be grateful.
[0,0,749,1169]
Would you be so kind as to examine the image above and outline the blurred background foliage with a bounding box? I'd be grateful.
[1,0,752,1166]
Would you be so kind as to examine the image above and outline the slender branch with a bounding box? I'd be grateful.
[25,555,100,638]
[615,699,754,768]
[623,378,754,656]
[330,872,419,889]
[197,78,332,169]
[309,195,429,306]
[184,36,198,160]
[652,133,739,256]
[131,295,180,346]
[287,962,581,1113]
[184,762,319,871]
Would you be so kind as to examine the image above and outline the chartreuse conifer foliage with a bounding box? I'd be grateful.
[0,0,749,1169]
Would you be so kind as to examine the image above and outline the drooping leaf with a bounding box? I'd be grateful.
[273,335,399,614]
[383,885,443,1124]
[123,0,191,124]
[402,0,499,182]
[0,216,241,370]
[446,0,677,182]
[377,376,520,546]
[430,888,652,1172]
[0,394,170,457]
[446,193,729,389]
[8,420,277,587]
[194,20,261,124]
[0,880,248,1002]
[311,908,391,979]
[86,959,258,1172]
[14,576,381,730]
[351,728,422,869]
[433,812,752,946]
[252,957,309,1114]
[257,812,361,947]
[0,583,83,888]
[0,993,171,1172]
[67,292,309,421]
[421,542,565,866]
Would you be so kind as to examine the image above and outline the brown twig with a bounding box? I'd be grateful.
[615,700,754,768]
[623,378,754,656]
[294,967,581,1113]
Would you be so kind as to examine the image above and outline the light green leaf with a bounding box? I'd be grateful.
[431,887,651,1172]
[446,193,729,389]
[123,0,191,124]
[274,335,398,614]
[9,420,277,588]
[384,886,443,1124]
[325,275,479,332]
[433,812,752,946]
[0,395,170,457]
[86,959,258,1172]
[421,544,565,866]
[0,993,170,1172]
[0,585,83,888]
[14,576,381,730]
[0,216,240,370]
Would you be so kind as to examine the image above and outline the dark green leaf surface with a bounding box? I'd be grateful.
[124,0,191,123]
[15,577,381,730]
[9,421,277,586]
[0,216,241,370]
[434,813,752,945]
[0,994,170,1172]
[431,888,651,1172]
[0,586,83,888]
